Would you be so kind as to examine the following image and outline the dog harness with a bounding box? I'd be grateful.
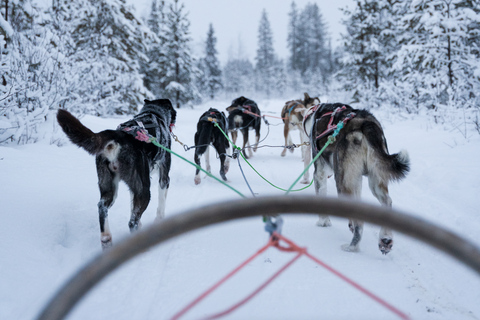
[314,106,356,140]
[117,112,172,161]
[307,105,356,152]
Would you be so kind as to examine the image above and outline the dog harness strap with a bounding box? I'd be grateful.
[314,106,356,142]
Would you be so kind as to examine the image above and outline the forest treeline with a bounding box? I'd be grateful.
[1,0,479,144]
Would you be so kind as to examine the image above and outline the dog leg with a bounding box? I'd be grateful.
[253,127,260,153]
[128,189,150,232]
[335,166,364,252]
[215,141,228,181]
[281,121,289,157]
[230,130,238,155]
[313,156,332,227]
[156,187,168,220]
[300,130,310,184]
[368,175,394,254]
[205,145,211,173]
[194,151,202,185]
[242,129,252,159]
[96,158,119,249]
[287,129,294,154]
[98,199,113,250]
[156,161,170,220]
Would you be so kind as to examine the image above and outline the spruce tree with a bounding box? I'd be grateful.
[255,9,276,96]
[203,23,222,99]
[143,0,167,98]
[163,0,199,108]
[395,0,480,109]
[69,0,148,115]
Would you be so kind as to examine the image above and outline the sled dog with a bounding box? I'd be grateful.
[226,96,261,159]
[57,99,177,249]
[280,93,320,183]
[194,108,230,184]
[303,103,409,254]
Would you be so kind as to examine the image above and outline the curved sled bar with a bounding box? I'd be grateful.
[37,196,480,320]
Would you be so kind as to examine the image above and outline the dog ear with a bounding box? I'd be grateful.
[304,92,310,101]
[144,99,151,104]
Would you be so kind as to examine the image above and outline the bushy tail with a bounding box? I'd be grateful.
[57,109,99,155]
[388,149,410,181]
[363,121,410,181]
[195,122,213,156]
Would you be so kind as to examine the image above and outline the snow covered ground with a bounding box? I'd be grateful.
[1,98,480,320]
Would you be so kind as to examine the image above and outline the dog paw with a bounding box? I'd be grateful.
[379,238,393,255]
[194,176,201,185]
[289,147,294,153]
[101,236,112,250]
[280,150,286,157]
[316,217,332,227]
[300,179,309,184]
[341,244,360,252]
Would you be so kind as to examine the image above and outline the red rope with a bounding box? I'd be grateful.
[202,251,304,320]
[170,233,410,320]
[274,233,410,320]
[169,237,276,320]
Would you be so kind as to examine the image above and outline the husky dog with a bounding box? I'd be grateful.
[303,103,409,254]
[194,108,230,184]
[56,99,177,249]
[280,93,320,184]
[226,96,261,159]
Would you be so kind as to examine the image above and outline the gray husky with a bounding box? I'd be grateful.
[57,99,177,249]
[303,103,409,254]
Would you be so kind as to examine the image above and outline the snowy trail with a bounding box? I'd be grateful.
[1,98,479,320]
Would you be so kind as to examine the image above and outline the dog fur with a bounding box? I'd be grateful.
[56,99,177,249]
[303,103,409,254]
[194,108,230,184]
[226,96,261,159]
[280,93,320,184]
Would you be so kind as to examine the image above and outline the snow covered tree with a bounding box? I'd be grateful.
[0,0,61,144]
[66,0,149,115]
[162,0,199,108]
[287,1,301,71]
[255,9,276,96]
[339,0,406,106]
[287,2,332,94]
[223,58,255,95]
[395,0,480,110]
[202,23,222,99]
[142,0,167,98]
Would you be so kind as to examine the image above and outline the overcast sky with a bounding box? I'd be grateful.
[128,0,355,64]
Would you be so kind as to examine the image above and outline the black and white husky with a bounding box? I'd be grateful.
[303,103,410,254]
[194,108,230,184]
[226,96,261,159]
[57,99,177,249]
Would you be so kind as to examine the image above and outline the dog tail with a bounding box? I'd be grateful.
[362,121,410,182]
[57,109,100,155]
[196,122,213,155]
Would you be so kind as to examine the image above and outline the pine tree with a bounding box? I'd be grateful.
[395,0,480,109]
[203,23,222,99]
[287,1,301,70]
[255,9,276,96]
[143,0,167,98]
[0,0,60,144]
[223,58,255,95]
[339,0,405,106]
[287,2,331,92]
[69,0,148,115]
[163,0,199,108]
